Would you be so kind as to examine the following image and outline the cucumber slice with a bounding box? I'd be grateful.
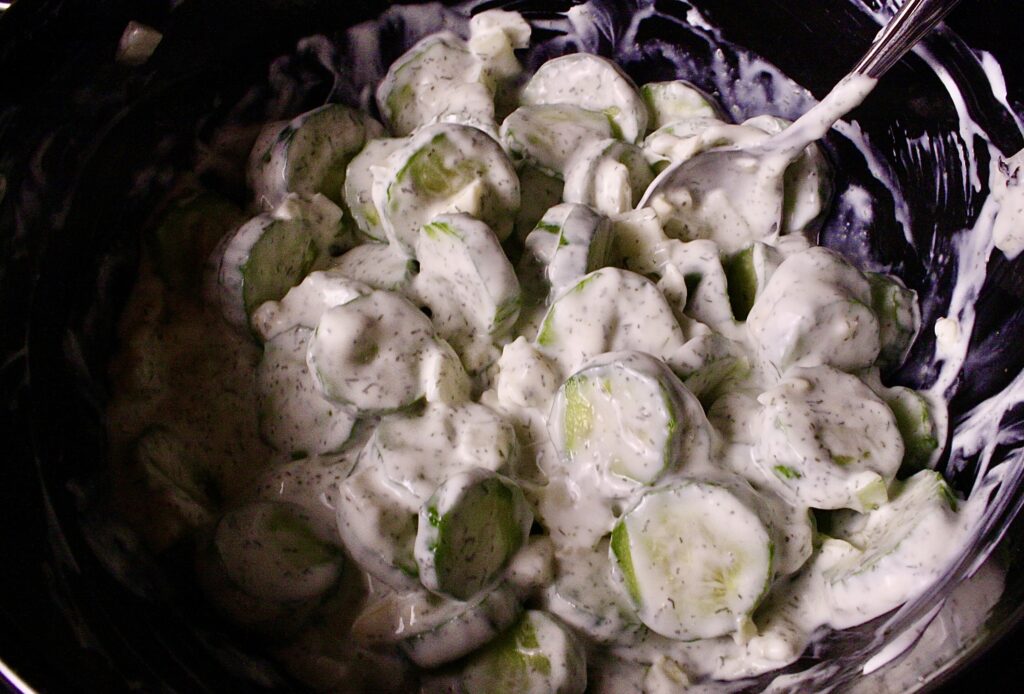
[563,138,654,216]
[329,241,418,293]
[656,238,736,331]
[724,246,758,321]
[544,539,644,644]
[514,165,564,243]
[501,104,614,177]
[274,193,353,259]
[216,212,319,331]
[359,401,517,504]
[376,33,496,137]
[251,104,384,211]
[246,119,286,191]
[742,114,833,234]
[746,247,881,373]
[251,269,369,341]
[214,500,343,604]
[343,137,407,242]
[535,268,688,377]
[883,385,943,471]
[518,216,562,306]
[337,465,421,589]
[376,123,520,251]
[306,290,463,414]
[148,190,243,295]
[415,469,533,600]
[420,337,474,406]
[249,455,356,544]
[257,328,357,457]
[753,365,904,511]
[641,80,722,130]
[642,118,757,167]
[468,9,532,119]
[353,585,522,668]
[610,479,774,640]
[721,242,783,322]
[548,351,710,487]
[506,536,556,598]
[530,203,612,297]
[412,214,521,370]
[824,470,960,628]
[492,336,562,411]
[867,271,921,370]
[673,332,749,406]
[521,53,649,144]
[460,610,587,694]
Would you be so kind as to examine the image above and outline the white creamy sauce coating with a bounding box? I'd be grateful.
[103,0,1024,691]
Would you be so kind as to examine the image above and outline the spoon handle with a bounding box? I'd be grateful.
[853,0,962,78]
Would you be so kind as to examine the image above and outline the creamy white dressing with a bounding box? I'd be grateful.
[104,0,1024,691]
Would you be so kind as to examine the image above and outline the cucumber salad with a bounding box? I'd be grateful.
[107,7,971,693]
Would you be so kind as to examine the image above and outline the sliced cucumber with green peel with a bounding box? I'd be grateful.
[248,455,356,544]
[867,271,921,370]
[256,328,357,457]
[306,290,461,413]
[883,385,943,471]
[610,479,775,640]
[352,584,520,667]
[824,470,961,628]
[746,247,881,373]
[216,211,320,332]
[415,469,532,600]
[246,119,286,192]
[250,104,384,211]
[521,53,649,144]
[328,241,417,293]
[722,242,783,322]
[520,203,612,302]
[535,268,688,377]
[753,365,904,511]
[673,332,749,406]
[148,190,243,295]
[642,118,757,167]
[657,238,736,331]
[539,203,613,297]
[376,123,520,251]
[337,465,421,590]
[214,500,343,604]
[724,246,758,321]
[273,193,353,259]
[500,104,614,177]
[376,33,496,137]
[742,114,833,234]
[514,165,564,242]
[460,610,587,694]
[641,80,722,130]
[251,269,369,341]
[343,137,407,242]
[563,138,654,216]
[359,401,517,504]
[468,9,531,119]
[398,587,522,668]
[548,351,710,487]
[412,214,521,370]
[544,539,644,644]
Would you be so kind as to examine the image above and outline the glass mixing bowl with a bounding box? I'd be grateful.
[2,0,1023,691]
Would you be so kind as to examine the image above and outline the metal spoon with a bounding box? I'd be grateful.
[637,0,963,251]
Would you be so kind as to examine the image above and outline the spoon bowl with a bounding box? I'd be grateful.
[638,0,963,248]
